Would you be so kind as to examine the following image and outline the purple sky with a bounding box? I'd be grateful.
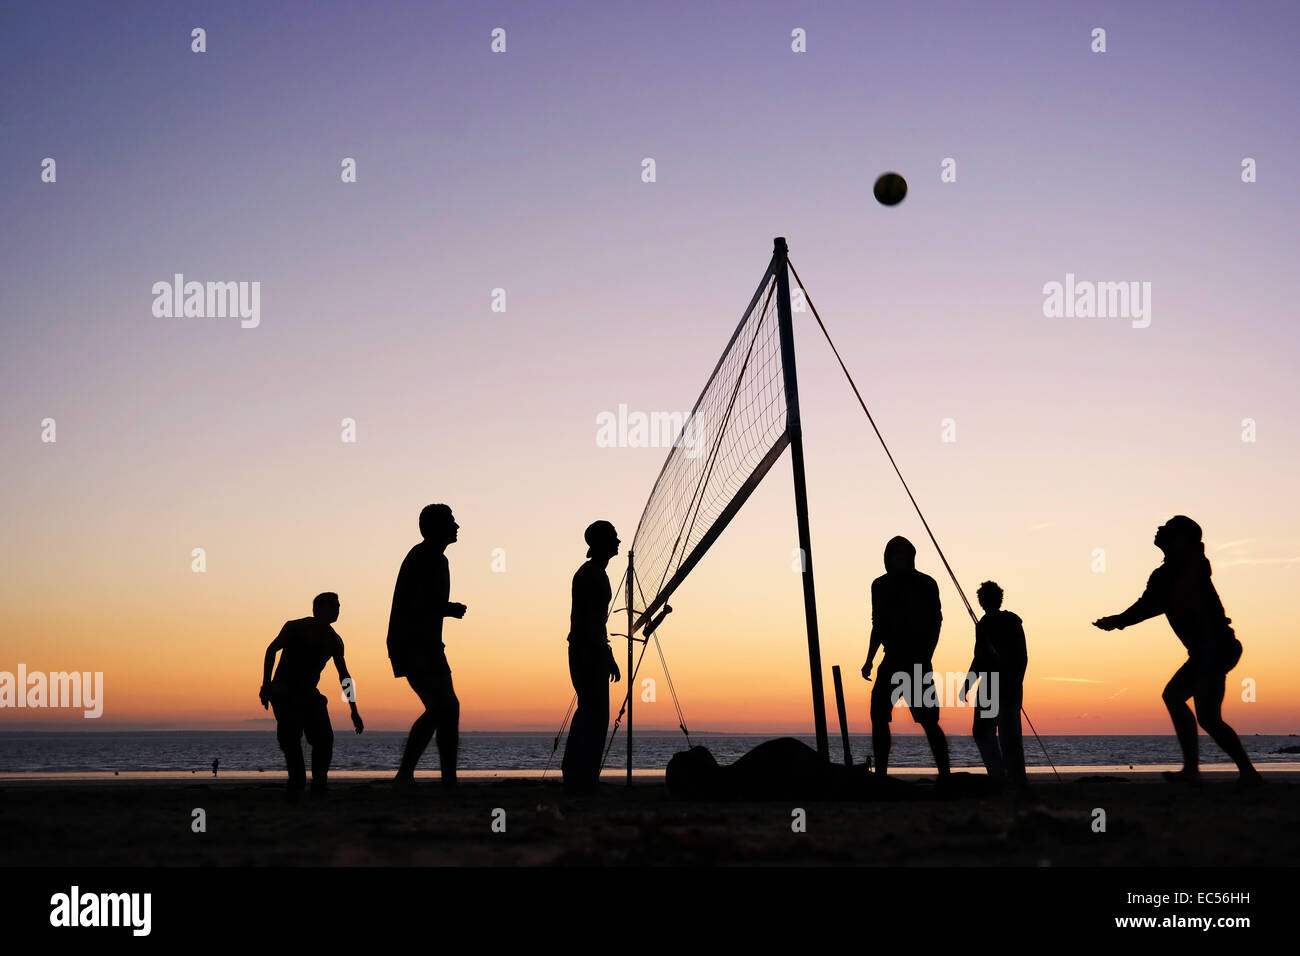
[2,1,1297,731]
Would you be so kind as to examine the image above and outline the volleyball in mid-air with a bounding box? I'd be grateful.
[873,172,908,206]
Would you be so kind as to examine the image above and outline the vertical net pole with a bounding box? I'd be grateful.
[774,237,831,759]
[626,550,635,785]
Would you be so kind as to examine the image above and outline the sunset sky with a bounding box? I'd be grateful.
[2,1,1297,736]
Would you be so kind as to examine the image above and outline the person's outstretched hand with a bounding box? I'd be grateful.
[448,603,468,619]
[1093,616,1122,631]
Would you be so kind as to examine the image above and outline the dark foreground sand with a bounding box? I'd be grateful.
[2,771,1296,866]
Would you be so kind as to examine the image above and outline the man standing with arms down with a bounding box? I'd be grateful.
[862,536,951,781]
[389,504,467,789]
[960,581,1029,791]
[259,592,364,797]
[561,520,622,794]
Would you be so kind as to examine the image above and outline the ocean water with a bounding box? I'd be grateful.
[0,731,1296,774]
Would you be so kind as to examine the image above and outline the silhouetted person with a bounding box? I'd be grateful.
[561,520,622,794]
[389,504,466,789]
[960,581,1028,790]
[1094,516,1262,788]
[259,592,364,795]
[211,758,219,777]
[862,536,950,779]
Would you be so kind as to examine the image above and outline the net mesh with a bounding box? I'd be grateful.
[627,266,791,629]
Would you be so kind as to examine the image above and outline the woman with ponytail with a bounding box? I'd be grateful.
[1094,516,1263,788]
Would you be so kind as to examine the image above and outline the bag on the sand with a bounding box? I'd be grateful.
[667,737,851,800]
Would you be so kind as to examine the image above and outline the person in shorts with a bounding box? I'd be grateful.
[862,536,950,780]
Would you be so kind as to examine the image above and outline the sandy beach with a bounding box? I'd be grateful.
[3,768,1295,867]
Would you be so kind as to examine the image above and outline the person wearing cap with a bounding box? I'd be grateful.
[561,520,623,794]
[862,535,951,781]
[1093,516,1263,788]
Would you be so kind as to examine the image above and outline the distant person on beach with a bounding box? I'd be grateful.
[389,504,466,789]
[211,758,219,777]
[259,592,364,795]
[1093,516,1263,788]
[561,520,622,794]
[862,536,951,780]
[960,581,1028,790]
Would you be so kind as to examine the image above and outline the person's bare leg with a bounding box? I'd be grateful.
[273,700,307,794]
[870,667,893,777]
[921,719,950,776]
[1162,663,1200,781]
[872,720,891,777]
[434,673,460,786]
[917,667,950,777]
[397,671,440,782]
[305,698,334,792]
[1193,671,1262,785]
[281,732,306,792]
